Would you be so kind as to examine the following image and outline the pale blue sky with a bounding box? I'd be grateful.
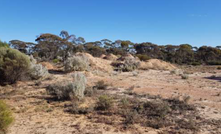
[0,0,220,47]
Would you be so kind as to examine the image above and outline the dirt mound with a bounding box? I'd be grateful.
[103,54,118,61]
[139,59,177,70]
[76,53,113,73]
[99,54,106,59]
[118,53,135,61]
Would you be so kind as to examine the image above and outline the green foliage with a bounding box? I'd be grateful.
[136,54,150,61]
[0,100,14,133]
[191,62,201,66]
[96,95,113,111]
[5,31,221,65]
[53,59,59,63]
[207,61,221,65]
[107,48,127,56]
[85,44,106,57]
[0,47,30,85]
[0,40,9,48]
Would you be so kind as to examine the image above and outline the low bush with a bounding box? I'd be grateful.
[96,95,113,111]
[191,62,201,66]
[0,47,30,85]
[29,55,49,80]
[53,59,59,63]
[136,54,150,61]
[46,73,87,100]
[85,45,107,57]
[64,55,89,72]
[94,80,109,90]
[217,66,221,70]
[207,61,221,65]
[0,41,9,48]
[136,101,170,119]
[181,74,189,79]
[0,100,14,133]
[67,100,94,115]
[123,109,139,125]
[111,58,140,72]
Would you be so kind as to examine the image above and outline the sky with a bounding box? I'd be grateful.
[0,0,220,47]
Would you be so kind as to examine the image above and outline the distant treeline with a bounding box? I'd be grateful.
[1,30,221,65]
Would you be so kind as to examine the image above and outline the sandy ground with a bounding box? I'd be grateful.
[1,67,221,134]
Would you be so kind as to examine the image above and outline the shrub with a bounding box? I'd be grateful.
[181,74,189,79]
[136,54,150,61]
[68,102,94,115]
[170,69,183,75]
[0,47,30,85]
[94,80,108,90]
[64,55,89,72]
[106,48,127,56]
[207,61,221,65]
[123,109,139,125]
[0,100,14,133]
[85,45,106,57]
[84,87,97,97]
[120,98,130,108]
[29,55,49,80]
[46,73,87,100]
[191,62,201,66]
[112,58,140,72]
[96,95,113,111]
[137,101,170,118]
[53,59,59,63]
[0,41,9,48]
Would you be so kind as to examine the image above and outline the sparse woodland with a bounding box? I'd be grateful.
[4,30,221,65]
[1,31,221,134]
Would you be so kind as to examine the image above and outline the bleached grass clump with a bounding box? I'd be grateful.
[181,74,189,79]
[29,55,49,80]
[46,73,87,100]
[64,55,89,72]
[170,69,183,75]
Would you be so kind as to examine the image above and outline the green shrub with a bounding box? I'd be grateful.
[96,95,113,111]
[85,45,107,57]
[53,59,59,63]
[191,62,201,66]
[136,54,150,61]
[0,41,9,48]
[0,100,14,133]
[207,61,221,65]
[0,47,30,85]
